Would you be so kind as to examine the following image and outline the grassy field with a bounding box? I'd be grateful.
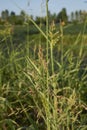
[0,14,87,130]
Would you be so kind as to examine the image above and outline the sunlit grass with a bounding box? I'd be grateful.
[0,1,87,130]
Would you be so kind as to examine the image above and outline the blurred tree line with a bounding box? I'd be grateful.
[0,8,87,25]
[0,10,26,25]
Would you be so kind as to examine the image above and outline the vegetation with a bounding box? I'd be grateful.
[0,1,87,130]
[0,6,87,25]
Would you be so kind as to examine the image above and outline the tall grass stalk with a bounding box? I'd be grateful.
[60,22,64,89]
[46,0,49,64]
[60,22,64,66]
[45,1,51,130]
[49,22,59,130]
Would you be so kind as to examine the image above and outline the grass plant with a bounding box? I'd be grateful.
[0,1,87,130]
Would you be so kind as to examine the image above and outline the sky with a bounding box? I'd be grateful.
[0,0,87,17]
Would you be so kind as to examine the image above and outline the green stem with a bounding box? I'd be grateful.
[60,22,64,87]
[46,0,49,93]
[60,23,64,66]
[46,1,50,130]
[46,0,49,67]
[50,43,54,74]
